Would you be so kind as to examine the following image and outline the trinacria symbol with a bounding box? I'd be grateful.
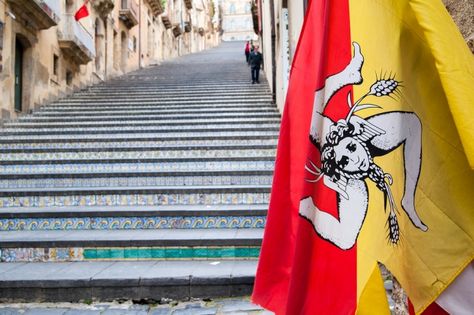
[299,42,428,250]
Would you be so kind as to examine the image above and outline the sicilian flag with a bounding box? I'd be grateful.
[252,0,474,314]
[74,0,90,21]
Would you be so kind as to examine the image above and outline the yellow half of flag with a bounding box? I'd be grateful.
[349,0,474,313]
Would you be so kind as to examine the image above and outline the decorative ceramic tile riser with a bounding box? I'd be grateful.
[0,193,270,208]
[0,139,278,150]
[18,114,280,123]
[0,161,275,174]
[0,175,273,189]
[2,123,280,135]
[0,130,279,141]
[51,97,272,104]
[7,117,281,128]
[0,246,261,262]
[0,216,266,231]
[39,107,278,116]
[0,247,83,262]
[1,149,276,161]
[70,91,270,97]
[43,104,275,112]
[58,91,271,98]
[35,108,276,116]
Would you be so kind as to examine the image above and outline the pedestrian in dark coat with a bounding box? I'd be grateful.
[249,45,263,84]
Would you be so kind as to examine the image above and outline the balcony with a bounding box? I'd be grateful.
[184,21,192,33]
[184,0,193,10]
[161,13,172,29]
[58,14,95,65]
[145,0,164,16]
[172,25,182,37]
[93,0,115,18]
[7,0,60,30]
[119,0,139,28]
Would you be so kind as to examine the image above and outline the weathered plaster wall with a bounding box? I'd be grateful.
[443,0,474,53]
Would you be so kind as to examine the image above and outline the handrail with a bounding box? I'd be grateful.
[41,0,61,19]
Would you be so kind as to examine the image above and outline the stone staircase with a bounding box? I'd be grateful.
[0,42,279,302]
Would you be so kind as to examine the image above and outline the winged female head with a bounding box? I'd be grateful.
[300,42,428,250]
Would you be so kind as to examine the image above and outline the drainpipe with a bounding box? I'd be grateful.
[138,0,142,69]
[268,0,277,102]
[104,18,108,79]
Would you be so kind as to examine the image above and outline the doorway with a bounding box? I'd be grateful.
[121,31,127,72]
[14,38,24,112]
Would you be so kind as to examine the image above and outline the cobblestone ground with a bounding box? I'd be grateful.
[0,297,273,315]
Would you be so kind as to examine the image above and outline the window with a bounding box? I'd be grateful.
[66,70,73,86]
[245,3,251,13]
[0,21,3,72]
[53,54,59,76]
[133,36,137,52]
[229,3,236,14]
[0,21,4,50]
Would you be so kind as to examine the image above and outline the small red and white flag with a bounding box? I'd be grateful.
[74,0,90,21]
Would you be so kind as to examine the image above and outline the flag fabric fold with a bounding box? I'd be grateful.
[74,1,90,21]
[252,0,474,314]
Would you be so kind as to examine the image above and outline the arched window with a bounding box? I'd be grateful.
[229,3,236,14]
[245,3,251,13]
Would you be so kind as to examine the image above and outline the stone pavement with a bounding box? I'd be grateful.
[0,297,273,315]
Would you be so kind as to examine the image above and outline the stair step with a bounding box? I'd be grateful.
[0,169,272,178]
[89,83,267,89]
[0,186,271,208]
[0,148,276,162]
[68,92,270,99]
[48,99,272,106]
[0,160,275,174]
[0,172,272,189]
[51,95,273,101]
[40,103,276,111]
[0,124,280,136]
[0,139,278,151]
[0,130,279,142]
[17,112,280,123]
[0,260,257,302]
[4,117,281,128]
[0,184,271,196]
[34,107,278,117]
[0,229,263,248]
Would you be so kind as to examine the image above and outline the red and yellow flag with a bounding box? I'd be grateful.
[252,0,474,314]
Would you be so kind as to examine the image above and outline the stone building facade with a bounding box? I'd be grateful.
[0,0,220,120]
[221,0,257,41]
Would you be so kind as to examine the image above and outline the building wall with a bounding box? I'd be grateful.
[221,0,257,41]
[0,0,220,120]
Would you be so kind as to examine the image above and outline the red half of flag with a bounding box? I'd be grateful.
[74,3,89,21]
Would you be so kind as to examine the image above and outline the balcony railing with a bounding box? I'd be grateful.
[161,10,172,29]
[42,0,61,21]
[7,0,60,30]
[58,14,95,65]
[119,0,139,28]
[184,0,193,10]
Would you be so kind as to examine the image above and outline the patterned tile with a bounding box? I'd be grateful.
[0,216,267,231]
